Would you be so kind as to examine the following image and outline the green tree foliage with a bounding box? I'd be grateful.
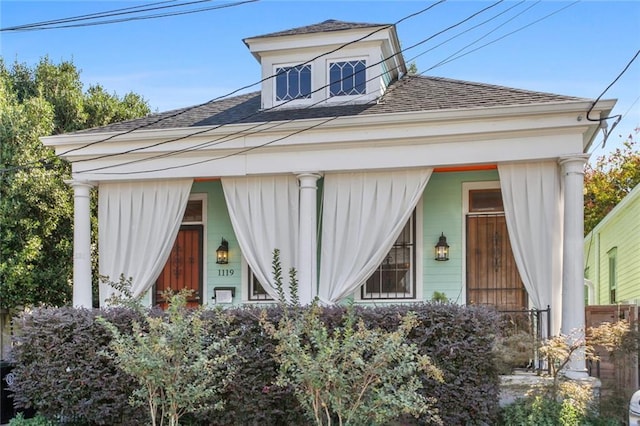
[584,129,640,235]
[0,57,150,309]
[98,291,237,426]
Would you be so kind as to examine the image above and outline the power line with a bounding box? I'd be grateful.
[1,0,257,32]
[585,49,640,149]
[425,0,580,72]
[78,2,550,176]
[404,0,538,69]
[53,0,447,159]
[72,0,506,174]
[1,1,445,176]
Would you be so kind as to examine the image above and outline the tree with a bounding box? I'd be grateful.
[0,57,150,309]
[584,129,640,235]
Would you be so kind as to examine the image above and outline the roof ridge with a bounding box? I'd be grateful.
[410,74,588,100]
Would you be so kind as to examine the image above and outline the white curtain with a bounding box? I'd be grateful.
[222,175,299,301]
[318,169,432,304]
[498,162,563,336]
[98,179,193,303]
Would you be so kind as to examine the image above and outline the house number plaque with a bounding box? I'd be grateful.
[218,269,235,277]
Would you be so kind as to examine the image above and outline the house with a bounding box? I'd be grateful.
[584,183,640,305]
[42,20,614,377]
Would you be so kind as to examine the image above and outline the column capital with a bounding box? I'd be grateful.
[558,154,590,174]
[296,172,322,188]
[65,179,95,191]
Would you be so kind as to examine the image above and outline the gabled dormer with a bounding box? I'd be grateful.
[243,20,405,110]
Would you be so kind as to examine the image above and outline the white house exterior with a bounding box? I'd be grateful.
[42,20,614,377]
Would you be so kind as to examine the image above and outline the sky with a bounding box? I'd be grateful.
[1,0,639,162]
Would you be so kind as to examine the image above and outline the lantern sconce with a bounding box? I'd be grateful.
[435,232,449,261]
[216,238,229,264]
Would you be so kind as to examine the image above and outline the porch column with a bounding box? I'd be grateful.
[559,155,589,378]
[66,180,94,308]
[297,173,321,305]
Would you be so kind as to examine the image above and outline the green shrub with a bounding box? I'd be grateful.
[98,291,236,426]
[10,303,500,425]
[8,413,54,426]
[262,302,443,425]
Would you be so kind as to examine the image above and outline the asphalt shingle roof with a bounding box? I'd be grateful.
[76,75,588,135]
[245,19,388,40]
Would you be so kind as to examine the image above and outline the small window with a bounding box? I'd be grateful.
[248,269,273,301]
[362,212,415,300]
[182,200,203,222]
[469,189,504,213]
[329,60,366,97]
[275,64,311,101]
[608,247,617,303]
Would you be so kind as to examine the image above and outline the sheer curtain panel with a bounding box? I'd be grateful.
[98,179,193,303]
[222,175,299,301]
[498,162,563,336]
[318,169,432,303]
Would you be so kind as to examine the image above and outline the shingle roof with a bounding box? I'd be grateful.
[75,75,588,134]
[245,19,388,40]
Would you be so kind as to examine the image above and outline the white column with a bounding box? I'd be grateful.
[559,155,589,378]
[66,180,94,308]
[297,173,321,305]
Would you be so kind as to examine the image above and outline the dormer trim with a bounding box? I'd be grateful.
[244,20,406,110]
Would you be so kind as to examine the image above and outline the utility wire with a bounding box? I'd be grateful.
[404,0,539,69]
[586,49,640,149]
[52,0,446,159]
[78,2,539,176]
[425,1,580,72]
[74,0,499,167]
[1,0,256,32]
[71,0,505,174]
[2,1,180,31]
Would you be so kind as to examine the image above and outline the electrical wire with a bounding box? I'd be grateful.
[585,49,640,149]
[71,0,507,174]
[72,0,500,168]
[425,0,580,72]
[51,0,447,159]
[405,0,539,70]
[1,0,257,32]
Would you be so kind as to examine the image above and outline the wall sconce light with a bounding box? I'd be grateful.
[216,238,229,264]
[435,232,450,261]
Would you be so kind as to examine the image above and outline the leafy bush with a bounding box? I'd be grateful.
[9,306,147,425]
[8,413,54,426]
[9,302,500,425]
[262,302,443,425]
[98,291,236,426]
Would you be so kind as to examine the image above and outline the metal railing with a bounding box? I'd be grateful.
[498,306,551,373]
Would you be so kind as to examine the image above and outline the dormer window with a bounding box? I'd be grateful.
[275,64,312,101]
[329,60,366,97]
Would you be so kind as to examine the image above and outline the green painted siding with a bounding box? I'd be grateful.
[191,181,243,306]
[584,184,640,304]
[421,170,499,303]
[188,171,501,307]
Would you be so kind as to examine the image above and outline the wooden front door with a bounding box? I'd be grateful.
[466,214,527,310]
[155,225,203,309]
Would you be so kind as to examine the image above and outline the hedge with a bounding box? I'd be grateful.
[9,302,500,425]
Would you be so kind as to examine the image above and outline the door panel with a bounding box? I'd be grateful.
[155,225,203,309]
[466,215,527,310]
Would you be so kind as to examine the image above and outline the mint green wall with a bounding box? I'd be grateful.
[583,185,640,304]
[192,171,501,307]
[421,170,499,303]
[191,181,243,306]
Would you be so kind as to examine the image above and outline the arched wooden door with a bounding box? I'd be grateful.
[155,225,203,309]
